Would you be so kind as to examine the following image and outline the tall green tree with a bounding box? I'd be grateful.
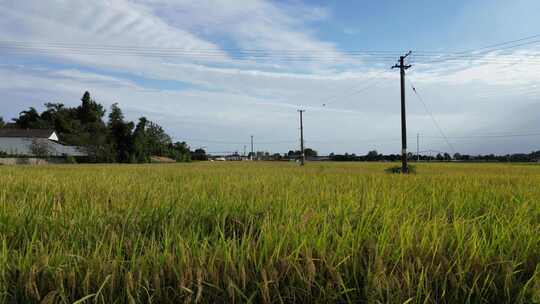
[169,141,191,162]
[78,91,105,124]
[304,148,318,157]
[146,121,172,156]
[107,103,134,163]
[0,116,4,128]
[13,107,47,129]
[191,148,207,161]
[131,117,151,163]
[6,91,191,163]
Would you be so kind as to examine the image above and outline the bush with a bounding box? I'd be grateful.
[65,155,77,164]
[385,165,416,174]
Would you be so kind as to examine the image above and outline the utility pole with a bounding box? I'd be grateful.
[392,51,412,174]
[298,110,305,166]
[250,135,254,160]
[417,133,420,162]
[243,145,247,157]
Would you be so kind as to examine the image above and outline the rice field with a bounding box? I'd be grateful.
[1,162,540,303]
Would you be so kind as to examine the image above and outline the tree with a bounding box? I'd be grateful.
[131,117,150,162]
[146,121,172,156]
[191,148,207,161]
[13,107,46,129]
[436,153,444,161]
[443,153,452,161]
[131,118,185,162]
[29,139,52,158]
[0,117,4,128]
[366,150,380,161]
[107,103,134,163]
[78,91,105,124]
[40,103,78,136]
[3,91,191,163]
[304,148,318,157]
[272,153,282,160]
[287,150,299,158]
[168,141,191,162]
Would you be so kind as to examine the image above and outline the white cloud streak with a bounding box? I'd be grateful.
[0,1,539,154]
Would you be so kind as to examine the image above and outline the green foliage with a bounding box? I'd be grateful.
[13,107,46,129]
[29,139,52,158]
[78,91,105,125]
[65,155,77,164]
[305,148,317,157]
[107,103,134,163]
[1,162,540,303]
[287,147,317,158]
[366,150,381,161]
[191,148,208,161]
[9,91,191,163]
[0,116,4,128]
[385,165,417,174]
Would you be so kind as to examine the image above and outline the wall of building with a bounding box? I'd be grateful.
[0,158,66,165]
[0,137,86,156]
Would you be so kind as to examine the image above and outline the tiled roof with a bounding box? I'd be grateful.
[0,128,56,139]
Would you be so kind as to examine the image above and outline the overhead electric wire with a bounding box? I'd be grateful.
[412,33,540,56]
[184,138,297,145]
[1,38,540,64]
[3,34,539,56]
[0,40,412,55]
[0,41,402,62]
[423,132,540,139]
[408,79,456,154]
[318,71,392,108]
[412,34,540,65]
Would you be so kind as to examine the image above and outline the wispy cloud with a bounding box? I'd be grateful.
[0,1,539,154]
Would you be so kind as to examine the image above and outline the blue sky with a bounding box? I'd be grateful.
[0,0,539,155]
[318,0,540,51]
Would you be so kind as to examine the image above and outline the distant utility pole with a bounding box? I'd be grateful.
[243,145,247,157]
[298,109,305,166]
[417,133,420,162]
[392,51,412,174]
[250,135,254,160]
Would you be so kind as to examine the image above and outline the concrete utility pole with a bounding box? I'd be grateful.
[392,51,412,174]
[417,133,420,162]
[250,135,254,160]
[298,109,305,166]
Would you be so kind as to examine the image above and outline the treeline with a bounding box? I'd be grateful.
[1,91,197,163]
[328,150,540,162]
[452,152,540,162]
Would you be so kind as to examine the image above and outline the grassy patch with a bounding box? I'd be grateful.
[0,162,539,303]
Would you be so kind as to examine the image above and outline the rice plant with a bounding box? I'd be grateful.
[0,162,539,303]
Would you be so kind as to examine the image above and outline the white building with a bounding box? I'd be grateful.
[0,129,86,157]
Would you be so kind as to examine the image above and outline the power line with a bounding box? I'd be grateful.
[413,35,540,65]
[424,132,540,139]
[1,39,540,64]
[184,138,296,145]
[2,34,539,56]
[408,79,456,154]
[319,73,391,108]
[181,131,540,152]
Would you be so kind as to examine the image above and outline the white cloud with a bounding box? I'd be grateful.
[0,1,539,155]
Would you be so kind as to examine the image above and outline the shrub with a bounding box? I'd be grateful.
[385,165,416,174]
[65,155,77,164]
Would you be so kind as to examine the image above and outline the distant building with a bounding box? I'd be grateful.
[0,129,87,157]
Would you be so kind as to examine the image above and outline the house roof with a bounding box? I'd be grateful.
[0,128,56,139]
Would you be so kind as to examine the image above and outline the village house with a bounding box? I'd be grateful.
[0,129,86,157]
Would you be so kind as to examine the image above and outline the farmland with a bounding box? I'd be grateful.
[1,162,540,303]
